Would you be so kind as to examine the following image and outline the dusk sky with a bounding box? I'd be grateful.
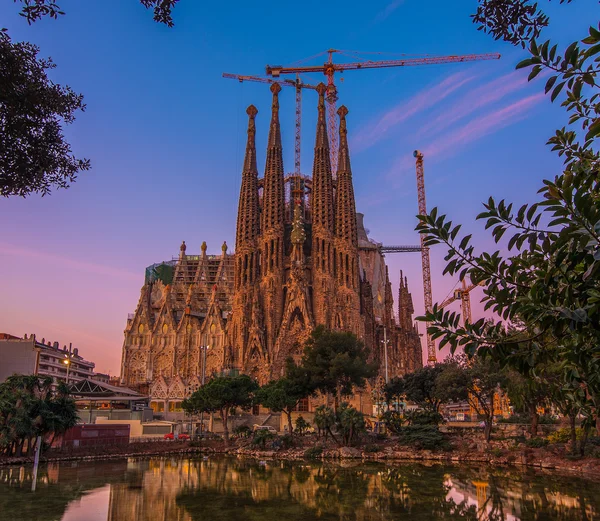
[1,0,594,374]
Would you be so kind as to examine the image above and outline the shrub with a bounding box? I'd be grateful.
[233,425,251,439]
[336,403,366,446]
[381,410,405,434]
[489,447,503,457]
[252,429,275,449]
[295,416,311,435]
[304,445,323,459]
[397,425,449,451]
[363,443,379,453]
[525,437,549,448]
[405,409,444,426]
[547,427,585,444]
[279,434,294,449]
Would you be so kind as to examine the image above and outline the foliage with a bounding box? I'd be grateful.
[404,409,444,426]
[436,356,506,442]
[182,375,258,443]
[547,427,586,444]
[313,405,336,439]
[297,326,378,401]
[256,373,310,435]
[303,444,323,459]
[381,410,406,434]
[295,415,310,435]
[335,403,366,446]
[2,0,179,198]
[279,433,294,449]
[233,425,251,439]
[0,375,78,456]
[525,437,549,448]
[396,425,449,451]
[0,32,90,197]
[417,2,600,448]
[363,443,380,453]
[14,0,180,26]
[251,428,275,449]
[384,364,450,413]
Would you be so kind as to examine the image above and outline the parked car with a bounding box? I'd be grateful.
[164,433,190,440]
[252,425,277,433]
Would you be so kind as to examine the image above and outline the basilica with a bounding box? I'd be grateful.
[120,83,422,413]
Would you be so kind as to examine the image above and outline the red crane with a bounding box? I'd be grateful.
[265,49,501,173]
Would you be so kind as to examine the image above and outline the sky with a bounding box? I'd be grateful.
[0,0,596,374]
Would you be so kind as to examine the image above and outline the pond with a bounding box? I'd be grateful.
[0,457,598,520]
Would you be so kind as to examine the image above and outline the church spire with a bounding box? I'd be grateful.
[235,105,260,251]
[262,83,285,236]
[235,105,260,291]
[335,105,358,247]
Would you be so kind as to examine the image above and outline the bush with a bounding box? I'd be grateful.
[363,443,379,453]
[295,416,311,435]
[547,427,585,444]
[489,447,503,457]
[279,434,294,449]
[233,425,251,439]
[397,425,449,451]
[252,429,275,449]
[304,445,323,459]
[405,409,444,426]
[381,410,405,434]
[336,403,366,446]
[525,437,549,448]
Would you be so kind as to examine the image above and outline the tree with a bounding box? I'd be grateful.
[0,32,90,197]
[299,326,378,407]
[437,357,507,442]
[0,374,78,456]
[335,403,365,446]
[385,364,451,414]
[182,374,258,443]
[256,376,309,436]
[417,3,600,442]
[2,1,180,197]
[313,405,336,440]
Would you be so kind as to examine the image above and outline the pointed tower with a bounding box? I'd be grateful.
[259,83,286,355]
[235,105,260,291]
[310,83,336,327]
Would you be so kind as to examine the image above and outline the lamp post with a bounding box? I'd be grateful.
[381,327,390,384]
[63,343,73,384]
[199,344,210,434]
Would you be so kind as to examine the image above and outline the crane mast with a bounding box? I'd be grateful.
[414,150,436,365]
[222,72,318,175]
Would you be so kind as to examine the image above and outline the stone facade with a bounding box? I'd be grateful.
[120,83,422,412]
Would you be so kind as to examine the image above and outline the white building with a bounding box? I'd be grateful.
[0,333,96,384]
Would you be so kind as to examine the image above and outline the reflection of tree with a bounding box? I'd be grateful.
[0,460,129,521]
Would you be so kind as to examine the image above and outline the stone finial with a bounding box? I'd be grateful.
[180,240,186,253]
[222,241,228,254]
[201,241,207,254]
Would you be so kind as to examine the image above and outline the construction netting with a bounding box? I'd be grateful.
[145,261,176,285]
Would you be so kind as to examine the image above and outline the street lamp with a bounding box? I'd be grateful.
[63,343,73,384]
[199,345,210,434]
[380,327,390,384]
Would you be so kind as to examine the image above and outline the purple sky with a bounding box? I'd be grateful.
[1,0,594,374]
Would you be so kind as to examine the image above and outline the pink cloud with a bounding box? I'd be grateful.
[352,71,477,152]
[0,242,140,282]
[418,69,532,137]
[424,92,545,158]
[384,92,545,185]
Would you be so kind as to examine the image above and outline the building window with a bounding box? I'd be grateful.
[168,401,183,412]
[151,401,165,413]
[295,398,309,412]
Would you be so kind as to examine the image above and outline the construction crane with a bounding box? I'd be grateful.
[265,49,501,173]
[439,279,482,325]
[223,72,318,176]
[379,245,421,253]
[413,150,437,365]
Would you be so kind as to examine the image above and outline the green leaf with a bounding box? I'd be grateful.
[545,75,558,94]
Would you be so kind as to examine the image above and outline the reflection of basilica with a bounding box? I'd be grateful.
[1,458,598,521]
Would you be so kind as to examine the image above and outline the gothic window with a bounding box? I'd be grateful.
[138,324,144,334]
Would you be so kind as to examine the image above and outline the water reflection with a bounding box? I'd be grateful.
[0,457,598,521]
